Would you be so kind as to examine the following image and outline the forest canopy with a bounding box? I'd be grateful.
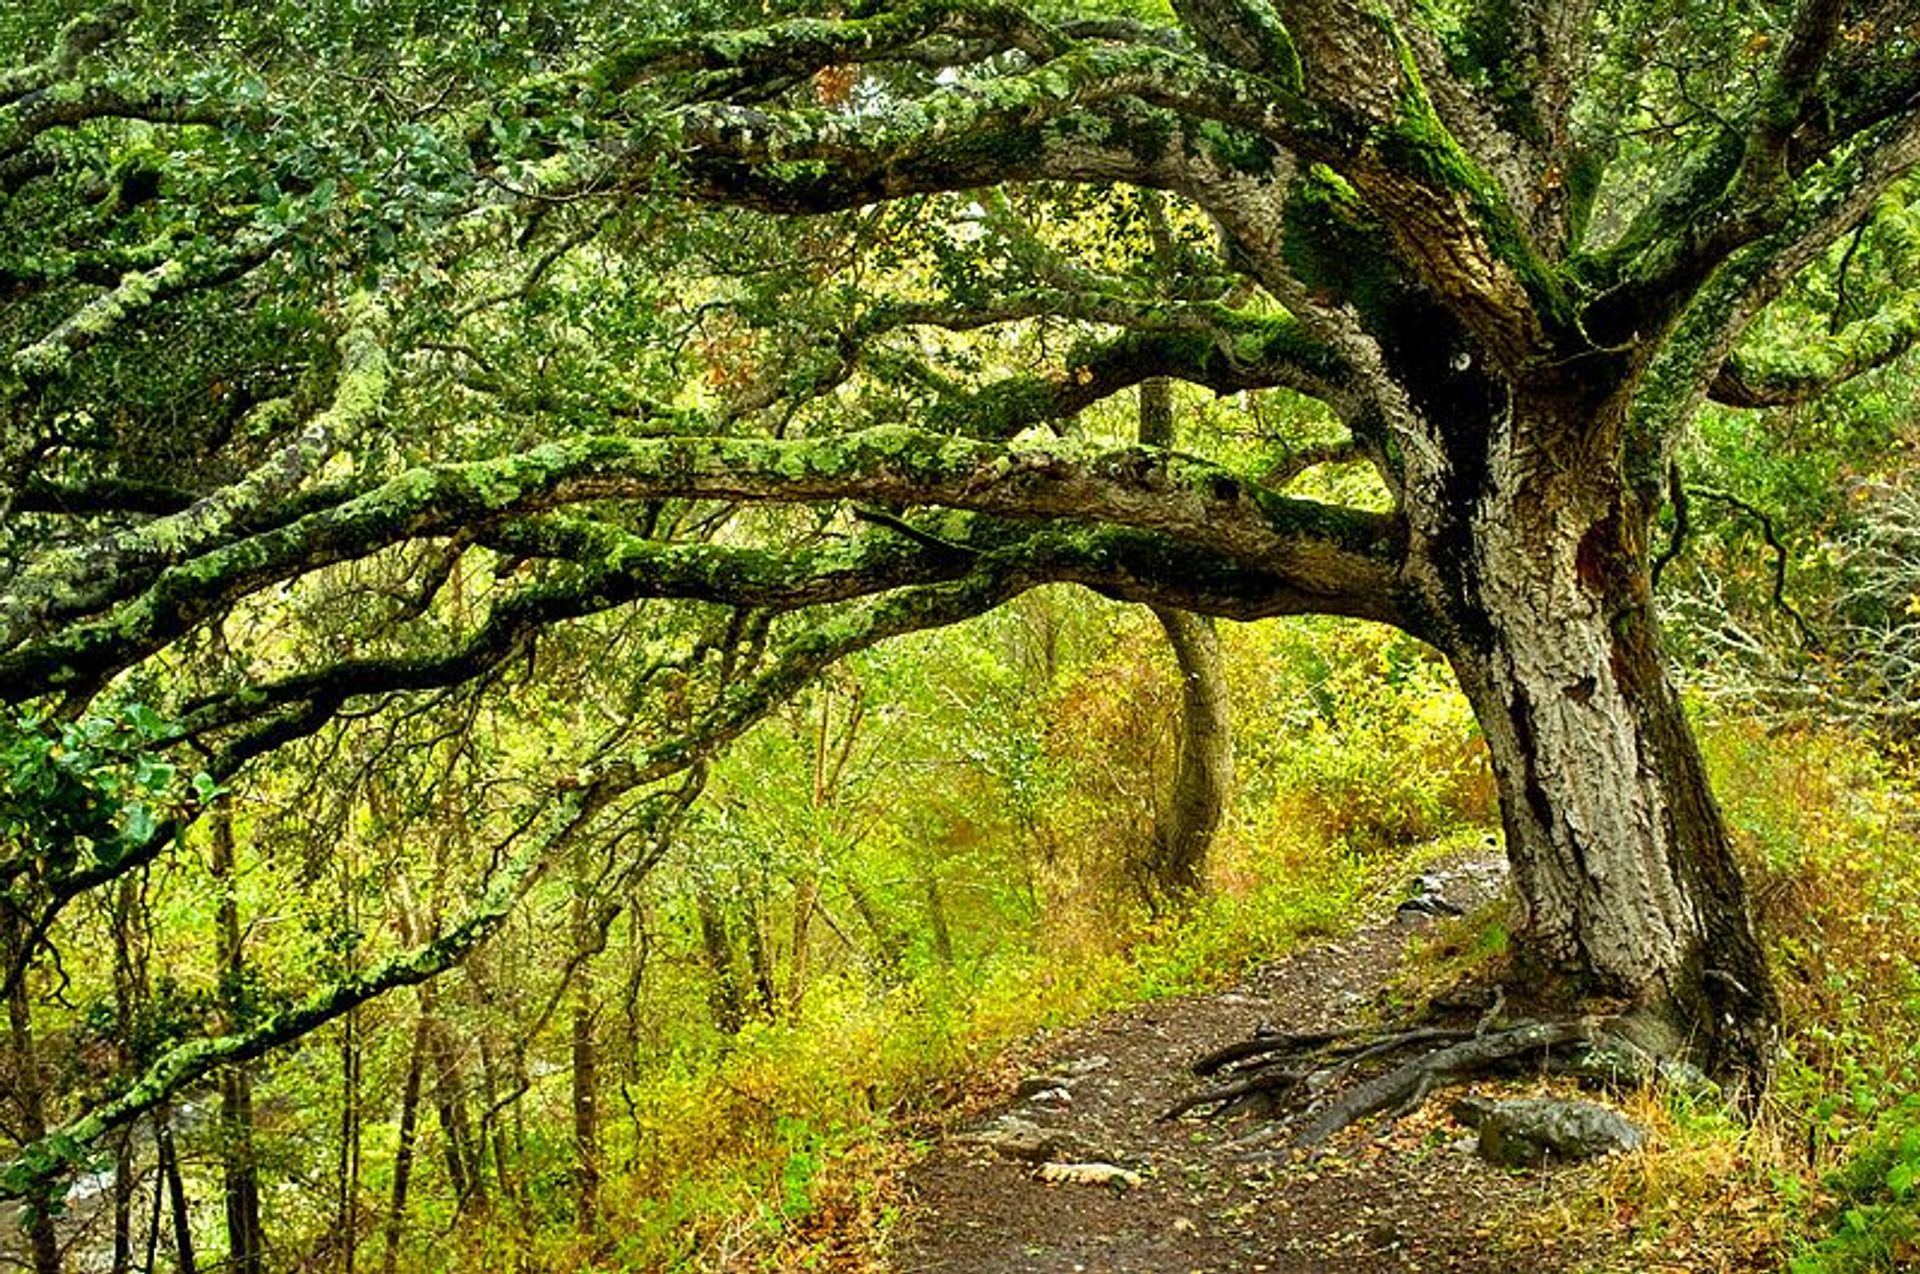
[3,0,1920,1265]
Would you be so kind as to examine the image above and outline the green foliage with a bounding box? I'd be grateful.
[4,0,1919,1267]
[1227,619,1493,851]
[1790,1101,1920,1272]
[0,700,199,883]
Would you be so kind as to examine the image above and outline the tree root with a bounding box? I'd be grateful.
[1163,1015,1660,1153]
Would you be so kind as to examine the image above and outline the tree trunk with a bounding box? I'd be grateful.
[742,885,777,1019]
[694,882,744,1034]
[380,1006,429,1274]
[786,872,818,1020]
[1421,402,1780,1097]
[337,1008,361,1274]
[568,846,600,1232]
[209,811,264,1274]
[841,873,909,972]
[4,928,61,1274]
[922,873,953,969]
[477,1031,515,1208]
[570,1001,599,1231]
[110,1127,134,1274]
[1135,377,1235,904]
[156,1108,196,1274]
[425,1015,481,1213]
[1143,606,1234,902]
[109,878,143,1274]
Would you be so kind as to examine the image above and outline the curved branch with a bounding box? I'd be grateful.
[886,306,1349,438]
[6,234,281,388]
[0,7,131,108]
[590,0,1072,99]
[1709,285,1920,409]
[1630,117,1920,451]
[0,782,607,1203]
[2,298,385,647]
[1688,486,1819,649]
[0,82,232,164]
[0,426,1403,701]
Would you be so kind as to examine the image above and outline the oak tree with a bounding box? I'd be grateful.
[5,0,1920,1194]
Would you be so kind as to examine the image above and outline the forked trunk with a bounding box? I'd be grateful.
[1420,401,1779,1099]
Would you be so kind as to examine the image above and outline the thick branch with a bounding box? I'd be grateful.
[0,8,130,107]
[1630,117,1920,457]
[1709,286,1920,408]
[6,236,280,389]
[590,0,1072,99]
[1,299,386,649]
[0,427,1404,701]
[0,82,231,164]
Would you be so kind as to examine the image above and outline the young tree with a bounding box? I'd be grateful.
[6,0,1920,1194]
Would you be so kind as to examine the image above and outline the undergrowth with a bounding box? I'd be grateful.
[438,832,1450,1271]
[444,615,1494,1271]
[1517,718,1920,1273]
[443,635,1920,1273]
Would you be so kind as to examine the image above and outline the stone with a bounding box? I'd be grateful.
[953,1115,1063,1163]
[1014,1053,1111,1099]
[1026,1085,1073,1109]
[1035,1161,1143,1188]
[1056,1053,1112,1078]
[1456,1096,1647,1167]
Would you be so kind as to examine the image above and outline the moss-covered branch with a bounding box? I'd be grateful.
[1711,285,1920,408]
[5,235,280,390]
[591,0,1071,100]
[850,297,1347,436]
[0,80,233,165]
[0,7,130,107]
[1631,123,1920,463]
[1,298,386,650]
[0,426,1401,702]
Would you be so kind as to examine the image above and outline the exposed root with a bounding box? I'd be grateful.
[1165,1014,1666,1152]
[1188,1029,1345,1077]
[1287,1020,1588,1146]
[1161,1026,1475,1122]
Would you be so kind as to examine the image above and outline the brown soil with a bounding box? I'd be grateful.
[894,858,1616,1273]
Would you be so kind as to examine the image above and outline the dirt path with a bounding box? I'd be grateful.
[896,858,1613,1273]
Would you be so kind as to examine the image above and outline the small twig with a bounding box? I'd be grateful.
[1475,985,1506,1037]
[850,506,976,559]
[1689,486,1821,649]
[1830,218,1869,335]
[1651,460,1690,589]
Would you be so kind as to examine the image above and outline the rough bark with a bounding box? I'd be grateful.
[157,1109,196,1274]
[694,881,745,1035]
[380,1006,429,1274]
[426,1013,482,1214]
[1425,401,1780,1097]
[10,0,1906,1162]
[568,844,600,1231]
[4,934,60,1274]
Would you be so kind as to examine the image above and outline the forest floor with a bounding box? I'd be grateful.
[892,855,1627,1274]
